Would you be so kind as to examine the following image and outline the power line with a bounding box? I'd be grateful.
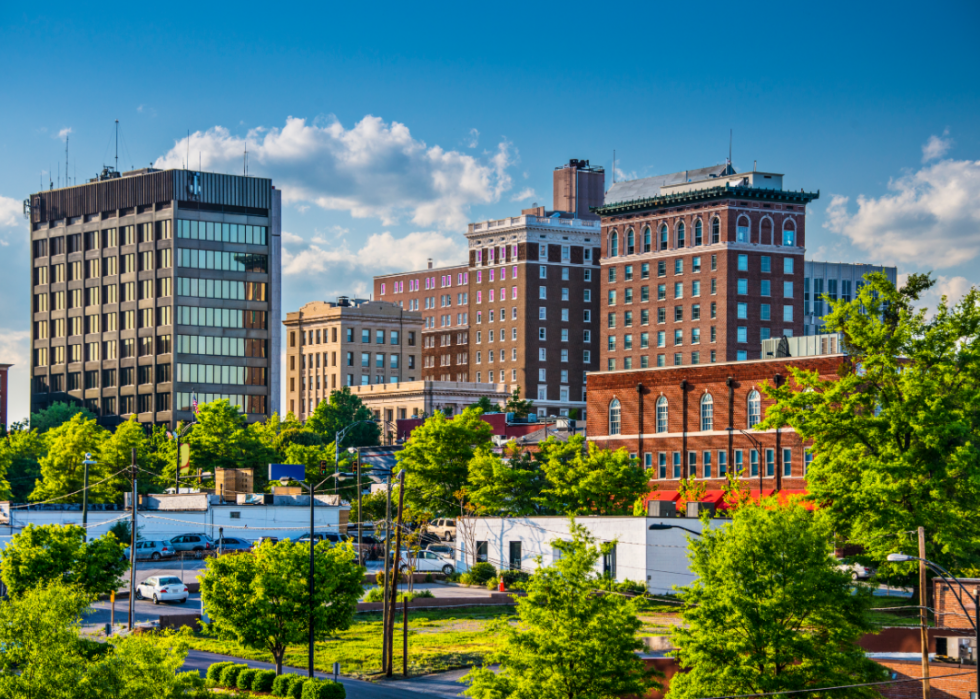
[7,467,132,510]
[694,671,975,699]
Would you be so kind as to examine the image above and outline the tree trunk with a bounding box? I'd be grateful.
[273,647,284,675]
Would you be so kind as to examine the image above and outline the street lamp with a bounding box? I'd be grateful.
[648,523,703,537]
[81,453,97,532]
[334,420,378,493]
[278,472,343,679]
[887,552,979,694]
[725,426,765,498]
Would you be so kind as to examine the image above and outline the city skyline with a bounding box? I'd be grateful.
[1,1,978,422]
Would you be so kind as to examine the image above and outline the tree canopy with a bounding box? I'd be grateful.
[467,396,498,413]
[30,413,108,503]
[463,522,658,699]
[668,503,884,699]
[200,538,364,674]
[504,386,534,418]
[758,273,980,582]
[0,524,128,598]
[30,401,97,433]
[306,387,380,448]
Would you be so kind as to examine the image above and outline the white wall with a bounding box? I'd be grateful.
[456,516,716,595]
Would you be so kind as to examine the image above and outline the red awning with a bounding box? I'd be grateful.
[644,490,681,505]
[701,490,727,505]
[716,488,777,510]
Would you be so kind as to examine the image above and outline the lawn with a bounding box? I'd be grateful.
[867,595,929,628]
[187,605,517,679]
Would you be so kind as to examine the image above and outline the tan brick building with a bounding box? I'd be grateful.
[596,165,819,369]
[283,298,422,420]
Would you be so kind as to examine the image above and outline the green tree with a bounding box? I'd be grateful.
[185,400,277,489]
[463,522,657,699]
[467,445,551,516]
[97,415,151,502]
[467,396,497,413]
[306,388,380,448]
[349,488,389,524]
[397,408,493,517]
[0,423,39,500]
[538,436,650,515]
[0,581,196,699]
[201,538,364,674]
[668,503,884,699]
[758,273,980,584]
[504,386,534,418]
[30,401,97,433]
[249,411,305,462]
[0,524,127,597]
[30,413,108,503]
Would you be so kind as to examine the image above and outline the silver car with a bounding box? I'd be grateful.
[131,540,176,561]
[214,536,252,552]
[168,533,214,553]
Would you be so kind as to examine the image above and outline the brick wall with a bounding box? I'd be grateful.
[936,579,980,631]
[875,659,977,699]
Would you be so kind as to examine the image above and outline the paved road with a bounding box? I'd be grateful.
[84,593,202,626]
[182,650,437,699]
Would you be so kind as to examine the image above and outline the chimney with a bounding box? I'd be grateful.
[427,259,433,270]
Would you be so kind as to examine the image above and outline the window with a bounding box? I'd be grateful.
[782,224,796,246]
[691,328,701,344]
[694,220,703,246]
[657,330,665,347]
[710,303,716,320]
[609,399,621,435]
[677,222,686,247]
[539,265,547,279]
[761,304,771,321]
[783,305,794,322]
[657,453,667,479]
[737,217,750,242]
[750,449,760,476]
[688,451,698,478]
[674,259,684,275]
[658,307,666,324]
[737,279,748,295]
[711,218,720,244]
[659,225,669,250]
[584,289,591,302]
[784,257,794,274]
[766,449,775,476]
[538,327,546,340]
[539,286,547,300]
[738,254,748,271]
[784,281,794,298]
[761,279,771,297]
[674,282,683,299]
[737,327,747,343]
[656,396,668,433]
[658,284,666,301]
[608,336,617,351]
[737,302,747,319]
[737,350,747,361]
[674,329,683,345]
[643,227,652,253]
[783,448,792,477]
[761,255,771,273]
[804,449,813,475]
[672,452,681,478]
[692,304,700,321]
[607,290,616,306]
[718,451,727,476]
[626,229,635,255]
[748,390,761,427]
[701,394,713,431]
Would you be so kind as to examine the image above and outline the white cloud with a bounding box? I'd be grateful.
[467,128,480,149]
[898,272,976,318]
[282,230,466,277]
[0,329,31,424]
[823,156,980,268]
[510,187,538,202]
[154,115,516,230]
[922,130,953,162]
[0,195,20,229]
[56,127,72,141]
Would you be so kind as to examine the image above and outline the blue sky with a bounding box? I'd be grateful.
[2,1,979,422]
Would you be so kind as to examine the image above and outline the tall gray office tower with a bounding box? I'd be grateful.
[26,168,281,426]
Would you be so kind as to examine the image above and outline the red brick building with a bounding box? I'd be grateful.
[586,354,847,498]
[595,166,819,369]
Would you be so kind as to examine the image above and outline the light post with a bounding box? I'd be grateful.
[648,522,703,537]
[166,421,196,493]
[81,453,97,533]
[887,552,979,695]
[335,420,377,493]
[725,426,764,498]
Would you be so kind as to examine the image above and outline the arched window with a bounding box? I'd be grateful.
[677,222,686,247]
[643,227,652,253]
[656,396,668,433]
[700,394,713,431]
[609,399,621,435]
[747,390,761,427]
[694,220,703,246]
[626,229,635,256]
[736,216,750,243]
[610,231,619,257]
[660,225,669,250]
[782,221,796,247]
[711,217,720,244]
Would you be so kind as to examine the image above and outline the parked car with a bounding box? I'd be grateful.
[837,559,875,580]
[134,575,189,605]
[123,540,175,561]
[394,548,455,575]
[427,518,456,541]
[255,536,280,546]
[425,543,454,558]
[214,537,252,552]
[168,533,214,553]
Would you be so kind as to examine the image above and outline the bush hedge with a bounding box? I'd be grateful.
[237,668,258,690]
[218,663,249,688]
[468,562,496,584]
[206,661,235,683]
[302,678,347,699]
[272,674,296,697]
[253,669,277,692]
[288,676,310,699]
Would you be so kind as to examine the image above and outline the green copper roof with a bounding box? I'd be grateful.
[593,185,820,217]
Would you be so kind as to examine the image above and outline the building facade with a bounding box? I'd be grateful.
[373,262,470,382]
[27,168,281,427]
[586,354,847,495]
[0,363,10,429]
[596,166,819,369]
[283,298,423,420]
[804,261,897,335]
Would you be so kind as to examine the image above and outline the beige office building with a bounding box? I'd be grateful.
[349,379,510,442]
[284,297,423,420]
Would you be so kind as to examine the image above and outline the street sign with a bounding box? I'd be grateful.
[268,463,305,482]
[179,444,191,474]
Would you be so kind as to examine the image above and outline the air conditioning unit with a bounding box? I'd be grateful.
[647,500,677,518]
[686,501,716,518]
[935,636,976,662]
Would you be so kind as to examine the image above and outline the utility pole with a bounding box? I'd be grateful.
[386,470,406,677]
[380,474,394,673]
[919,527,930,699]
[128,447,137,630]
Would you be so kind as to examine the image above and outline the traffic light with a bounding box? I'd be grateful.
[319,460,327,476]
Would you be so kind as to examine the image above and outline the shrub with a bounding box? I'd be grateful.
[468,562,496,584]
[485,576,498,590]
[237,668,258,690]
[218,663,249,688]
[302,678,347,699]
[363,587,436,603]
[289,676,311,699]
[362,586,385,603]
[424,573,433,583]
[273,673,297,697]
[253,669,277,693]
[206,661,235,683]
[499,569,530,586]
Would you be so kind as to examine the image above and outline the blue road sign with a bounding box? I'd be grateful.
[268,463,306,482]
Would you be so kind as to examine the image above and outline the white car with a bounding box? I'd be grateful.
[395,549,455,575]
[135,575,189,604]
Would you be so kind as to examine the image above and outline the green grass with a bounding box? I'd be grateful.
[867,596,930,628]
[188,606,517,679]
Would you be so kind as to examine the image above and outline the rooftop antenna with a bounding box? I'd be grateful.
[244,141,248,177]
[65,134,69,187]
[728,129,732,169]
[612,149,616,184]
[186,129,190,170]
[115,120,119,172]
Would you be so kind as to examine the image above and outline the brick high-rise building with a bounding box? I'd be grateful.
[26,168,281,426]
[595,165,819,369]
[375,159,606,418]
